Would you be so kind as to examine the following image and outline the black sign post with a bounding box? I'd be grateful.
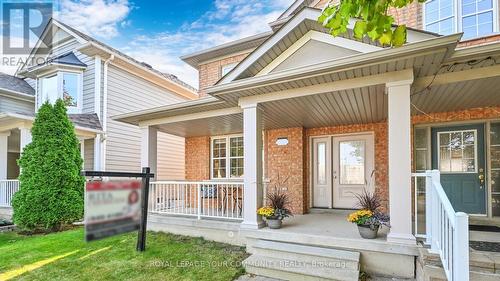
[81,167,154,252]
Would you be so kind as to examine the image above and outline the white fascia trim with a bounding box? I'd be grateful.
[238,69,414,107]
[0,89,35,102]
[137,107,243,127]
[257,30,382,76]
[220,8,321,84]
[78,42,197,96]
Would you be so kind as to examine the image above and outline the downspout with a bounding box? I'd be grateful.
[101,54,115,170]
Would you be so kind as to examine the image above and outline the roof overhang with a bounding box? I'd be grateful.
[207,33,461,102]
[0,88,35,102]
[218,7,439,84]
[18,62,86,78]
[180,32,273,68]
[78,42,198,100]
[0,112,103,138]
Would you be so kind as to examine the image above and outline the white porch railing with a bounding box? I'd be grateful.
[412,171,469,281]
[149,181,244,220]
[0,180,19,207]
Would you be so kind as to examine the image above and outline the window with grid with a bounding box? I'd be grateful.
[425,0,456,35]
[462,0,494,39]
[211,136,244,179]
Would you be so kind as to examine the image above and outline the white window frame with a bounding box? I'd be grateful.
[220,63,238,77]
[37,70,83,114]
[459,0,497,39]
[423,0,498,38]
[210,134,244,179]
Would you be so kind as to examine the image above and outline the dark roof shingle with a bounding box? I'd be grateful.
[0,73,35,95]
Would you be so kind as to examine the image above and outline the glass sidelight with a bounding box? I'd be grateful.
[491,123,500,216]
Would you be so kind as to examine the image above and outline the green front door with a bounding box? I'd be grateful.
[431,124,486,214]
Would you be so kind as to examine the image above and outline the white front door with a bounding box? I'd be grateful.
[312,137,332,208]
[312,133,375,209]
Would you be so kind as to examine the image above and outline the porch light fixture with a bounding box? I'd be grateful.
[276,137,289,146]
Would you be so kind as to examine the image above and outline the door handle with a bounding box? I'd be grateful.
[478,172,485,188]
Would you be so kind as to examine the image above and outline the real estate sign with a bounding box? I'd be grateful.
[85,180,142,242]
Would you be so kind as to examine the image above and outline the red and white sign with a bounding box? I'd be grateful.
[85,181,142,241]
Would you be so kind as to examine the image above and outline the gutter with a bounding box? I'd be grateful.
[101,54,115,170]
[207,33,462,95]
[0,88,35,102]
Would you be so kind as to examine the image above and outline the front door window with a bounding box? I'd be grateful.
[437,130,477,173]
[490,123,500,216]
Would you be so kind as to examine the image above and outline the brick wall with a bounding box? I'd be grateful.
[185,136,210,180]
[265,128,307,214]
[183,107,500,215]
[388,2,423,30]
[198,52,250,96]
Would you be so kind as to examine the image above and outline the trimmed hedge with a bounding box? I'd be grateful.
[12,100,85,231]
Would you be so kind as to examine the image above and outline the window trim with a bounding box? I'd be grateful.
[210,134,244,180]
[220,63,238,77]
[423,0,499,39]
[37,70,83,114]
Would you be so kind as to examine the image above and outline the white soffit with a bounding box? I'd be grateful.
[257,30,382,76]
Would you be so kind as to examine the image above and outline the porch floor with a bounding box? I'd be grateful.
[265,210,388,241]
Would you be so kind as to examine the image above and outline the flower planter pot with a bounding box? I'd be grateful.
[266,218,282,229]
[357,224,379,239]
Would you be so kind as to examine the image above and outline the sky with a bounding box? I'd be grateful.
[0,0,295,89]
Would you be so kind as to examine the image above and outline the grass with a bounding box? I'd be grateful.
[0,228,248,281]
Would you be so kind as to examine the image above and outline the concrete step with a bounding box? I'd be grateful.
[417,248,500,281]
[243,254,360,281]
[249,239,359,271]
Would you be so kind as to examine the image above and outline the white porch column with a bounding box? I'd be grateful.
[94,134,103,171]
[241,103,265,229]
[140,126,157,179]
[19,127,32,153]
[386,78,416,245]
[0,132,10,180]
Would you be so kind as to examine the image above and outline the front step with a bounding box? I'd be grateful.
[243,239,360,281]
[417,248,500,281]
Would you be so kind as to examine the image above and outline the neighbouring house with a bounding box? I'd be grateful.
[0,18,198,214]
[115,1,500,280]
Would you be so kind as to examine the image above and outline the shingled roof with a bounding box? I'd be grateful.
[0,73,35,95]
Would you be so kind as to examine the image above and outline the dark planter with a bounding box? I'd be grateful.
[357,224,379,239]
[266,218,282,229]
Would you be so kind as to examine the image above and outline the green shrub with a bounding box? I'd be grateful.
[12,99,85,231]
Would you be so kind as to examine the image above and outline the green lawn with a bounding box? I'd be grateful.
[0,228,248,281]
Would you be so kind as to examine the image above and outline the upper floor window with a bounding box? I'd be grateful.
[39,71,82,113]
[211,135,244,179]
[221,63,237,77]
[424,0,497,39]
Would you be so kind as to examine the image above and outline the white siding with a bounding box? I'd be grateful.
[106,65,187,174]
[0,95,34,115]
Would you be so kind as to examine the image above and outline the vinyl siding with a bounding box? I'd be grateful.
[84,139,94,171]
[106,65,187,175]
[157,132,185,180]
[0,95,34,115]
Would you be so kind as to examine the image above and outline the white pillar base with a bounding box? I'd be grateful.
[387,232,417,245]
[240,221,266,230]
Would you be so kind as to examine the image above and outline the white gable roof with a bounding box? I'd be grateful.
[219,7,438,84]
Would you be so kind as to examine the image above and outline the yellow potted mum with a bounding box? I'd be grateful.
[348,189,390,239]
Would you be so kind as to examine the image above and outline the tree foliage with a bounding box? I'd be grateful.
[318,0,426,47]
[12,99,85,232]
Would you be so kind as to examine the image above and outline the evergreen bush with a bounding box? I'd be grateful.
[12,99,85,231]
